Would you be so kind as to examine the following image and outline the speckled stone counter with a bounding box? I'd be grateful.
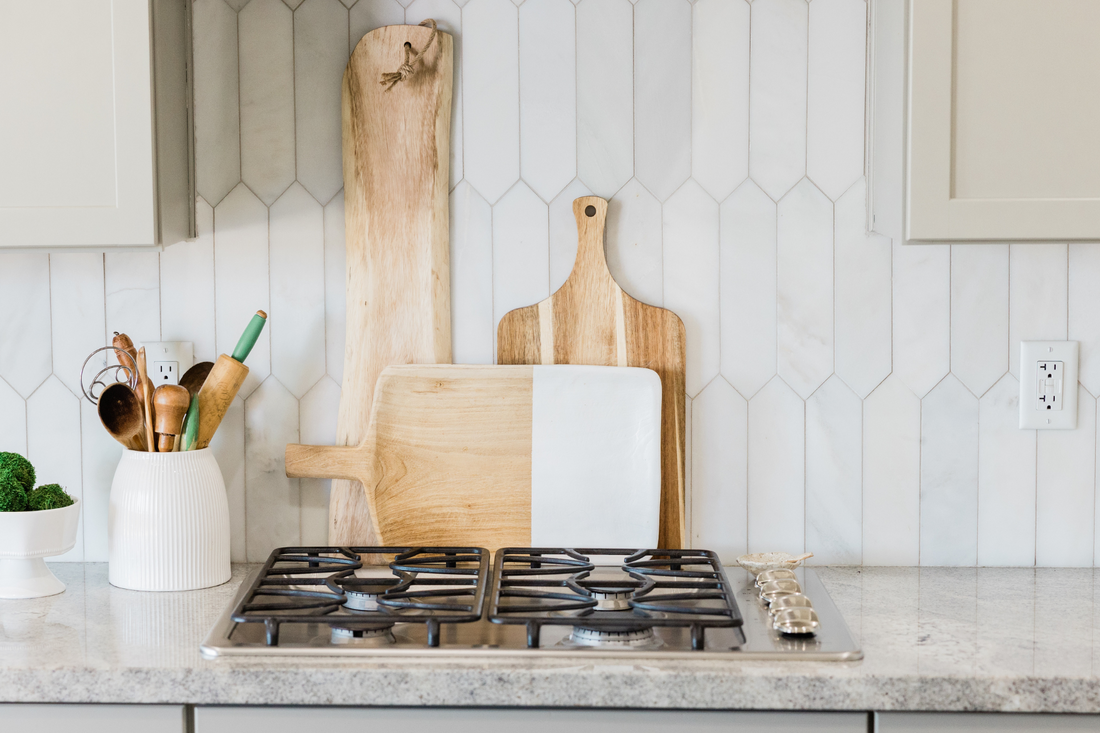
[2,564,1099,712]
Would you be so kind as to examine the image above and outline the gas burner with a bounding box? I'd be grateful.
[569,625,658,648]
[344,589,381,611]
[331,625,396,643]
[227,546,489,646]
[489,548,743,650]
[588,588,633,611]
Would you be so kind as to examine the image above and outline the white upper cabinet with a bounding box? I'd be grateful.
[0,0,194,249]
[870,0,1100,242]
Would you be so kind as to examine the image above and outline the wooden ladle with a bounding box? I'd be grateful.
[98,383,147,451]
[180,361,214,398]
[153,384,191,453]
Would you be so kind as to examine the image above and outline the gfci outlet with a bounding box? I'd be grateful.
[1020,341,1079,430]
[141,341,194,386]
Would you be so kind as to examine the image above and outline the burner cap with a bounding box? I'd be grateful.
[330,626,395,643]
[344,589,381,611]
[569,625,657,648]
[589,588,633,611]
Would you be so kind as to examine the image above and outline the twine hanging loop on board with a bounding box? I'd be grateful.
[380,19,439,92]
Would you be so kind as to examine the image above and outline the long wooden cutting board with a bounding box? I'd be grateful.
[330,24,453,545]
[287,364,662,551]
[497,196,687,549]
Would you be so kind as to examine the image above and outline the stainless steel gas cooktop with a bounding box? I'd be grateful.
[200,547,862,661]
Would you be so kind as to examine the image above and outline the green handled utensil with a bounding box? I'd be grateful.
[182,395,200,451]
[232,310,267,363]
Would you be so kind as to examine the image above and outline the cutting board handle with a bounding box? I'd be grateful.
[285,444,370,484]
[572,196,611,279]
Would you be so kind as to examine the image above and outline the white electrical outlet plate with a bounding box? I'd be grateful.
[1020,341,1079,429]
[142,341,194,387]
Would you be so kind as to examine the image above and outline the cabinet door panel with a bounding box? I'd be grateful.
[0,0,155,247]
[877,712,1100,732]
[907,0,1100,241]
[0,704,185,732]
[196,706,868,733]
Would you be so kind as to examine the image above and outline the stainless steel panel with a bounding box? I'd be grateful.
[200,567,861,661]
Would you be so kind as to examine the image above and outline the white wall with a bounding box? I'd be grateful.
[1,0,1095,567]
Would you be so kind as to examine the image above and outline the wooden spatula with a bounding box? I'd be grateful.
[287,365,661,551]
[330,23,453,546]
[497,197,687,549]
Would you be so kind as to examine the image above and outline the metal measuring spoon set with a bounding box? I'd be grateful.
[755,569,820,636]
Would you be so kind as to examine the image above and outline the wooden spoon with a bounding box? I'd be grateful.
[98,382,147,451]
[136,347,156,452]
[179,361,214,398]
[153,384,191,453]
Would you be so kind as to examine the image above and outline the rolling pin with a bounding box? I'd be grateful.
[195,311,267,449]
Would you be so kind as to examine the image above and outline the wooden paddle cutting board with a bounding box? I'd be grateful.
[497,196,687,549]
[331,23,453,546]
[287,364,662,551]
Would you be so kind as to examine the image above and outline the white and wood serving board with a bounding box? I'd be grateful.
[286,364,661,551]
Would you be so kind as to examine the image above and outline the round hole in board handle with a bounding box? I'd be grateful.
[585,205,596,217]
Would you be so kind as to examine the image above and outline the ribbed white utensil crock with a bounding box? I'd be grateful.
[109,448,230,591]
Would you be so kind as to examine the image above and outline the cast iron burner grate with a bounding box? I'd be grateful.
[230,546,488,646]
[487,548,742,649]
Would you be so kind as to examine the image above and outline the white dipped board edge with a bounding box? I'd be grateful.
[530,365,662,549]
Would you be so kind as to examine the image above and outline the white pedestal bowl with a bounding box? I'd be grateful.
[0,499,80,599]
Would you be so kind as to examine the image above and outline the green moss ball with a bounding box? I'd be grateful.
[27,484,74,511]
[0,452,35,492]
[0,474,28,512]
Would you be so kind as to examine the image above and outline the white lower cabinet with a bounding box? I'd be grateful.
[195,706,868,732]
[876,712,1100,732]
[0,704,185,732]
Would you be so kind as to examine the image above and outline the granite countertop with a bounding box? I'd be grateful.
[1,564,1099,712]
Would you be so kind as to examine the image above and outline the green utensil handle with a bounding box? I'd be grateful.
[232,310,267,363]
[182,396,200,451]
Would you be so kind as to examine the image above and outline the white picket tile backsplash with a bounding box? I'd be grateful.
[892,240,950,398]
[1036,385,1096,567]
[1009,244,1068,378]
[805,375,861,565]
[8,0,1100,567]
[0,252,52,398]
[213,184,272,399]
[161,198,217,362]
[450,181,494,364]
[576,0,633,198]
[270,183,327,399]
[919,374,979,566]
[806,0,865,201]
[463,0,520,204]
[663,180,720,398]
[605,178,662,307]
[951,244,1009,398]
[690,376,747,562]
[238,0,297,205]
[691,0,748,202]
[977,374,1035,567]
[192,0,240,206]
[863,375,920,565]
[549,179,593,293]
[1069,244,1100,396]
[747,376,805,554]
[293,0,349,205]
[833,179,891,399]
[519,0,576,203]
[748,0,807,200]
[720,180,776,399]
[633,0,691,204]
[776,178,832,400]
